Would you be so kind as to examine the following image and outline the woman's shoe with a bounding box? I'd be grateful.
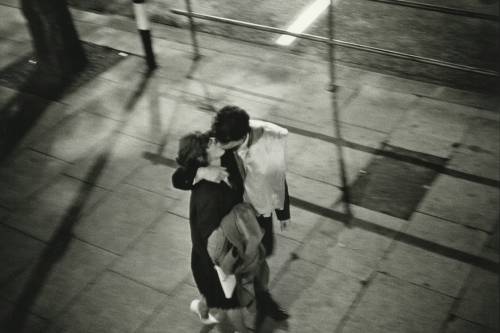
[190,299,219,325]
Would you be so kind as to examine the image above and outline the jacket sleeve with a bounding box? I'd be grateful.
[192,186,222,256]
[171,166,197,190]
[275,179,290,221]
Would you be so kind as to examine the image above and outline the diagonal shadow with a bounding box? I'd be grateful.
[2,67,155,333]
[2,150,110,333]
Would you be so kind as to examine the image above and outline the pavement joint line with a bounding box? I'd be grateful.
[334,214,413,333]
[123,181,179,201]
[292,197,500,273]
[26,148,76,165]
[131,294,174,333]
[106,268,172,296]
[440,263,478,332]
[71,235,121,257]
[0,220,48,245]
[62,172,111,191]
[45,207,176,327]
[287,169,341,187]
[415,210,495,235]
[334,259,380,333]
[141,151,499,272]
[195,98,499,188]
[274,231,307,245]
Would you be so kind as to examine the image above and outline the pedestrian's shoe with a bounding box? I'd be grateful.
[190,299,219,325]
[267,305,289,321]
[261,291,290,321]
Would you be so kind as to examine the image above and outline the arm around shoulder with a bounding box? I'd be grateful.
[171,166,197,190]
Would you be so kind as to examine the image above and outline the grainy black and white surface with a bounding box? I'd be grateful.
[0,0,498,332]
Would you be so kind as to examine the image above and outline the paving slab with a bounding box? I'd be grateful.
[342,273,454,333]
[140,282,216,333]
[267,233,301,283]
[80,26,143,56]
[380,241,470,297]
[406,212,488,255]
[417,175,500,232]
[287,133,373,186]
[48,271,164,333]
[454,267,499,331]
[276,206,328,245]
[389,97,472,158]
[75,183,177,254]
[350,150,442,219]
[431,86,500,111]
[270,259,362,333]
[125,162,180,199]
[0,239,116,319]
[339,85,416,133]
[447,117,500,181]
[0,149,70,208]
[348,204,407,232]
[0,299,48,333]
[3,175,108,242]
[120,98,213,146]
[191,52,257,89]
[0,38,31,69]
[61,76,145,121]
[286,171,342,209]
[445,317,497,333]
[357,72,439,98]
[111,212,192,293]
[65,133,155,189]
[32,111,120,163]
[0,224,45,286]
[298,223,394,281]
[0,6,30,42]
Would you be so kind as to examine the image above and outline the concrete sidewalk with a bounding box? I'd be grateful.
[0,3,499,332]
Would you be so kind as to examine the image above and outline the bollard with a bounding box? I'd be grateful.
[132,0,157,71]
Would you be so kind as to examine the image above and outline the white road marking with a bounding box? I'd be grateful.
[276,0,338,46]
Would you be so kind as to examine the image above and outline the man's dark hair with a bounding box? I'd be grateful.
[176,131,210,169]
[212,105,250,144]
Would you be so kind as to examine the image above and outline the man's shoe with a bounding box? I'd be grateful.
[260,291,289,321]
[267,306,289,321]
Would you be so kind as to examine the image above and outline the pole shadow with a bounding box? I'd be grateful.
[2,63,155,333]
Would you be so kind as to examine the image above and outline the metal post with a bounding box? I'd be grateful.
[185,0,201,60]
[132,0,157,71]
[327,0,352,220]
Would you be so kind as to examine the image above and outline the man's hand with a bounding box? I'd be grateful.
[195,166,229,184]
[280,219,290,231]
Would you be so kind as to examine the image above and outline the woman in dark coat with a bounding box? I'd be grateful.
[176,131,248,332]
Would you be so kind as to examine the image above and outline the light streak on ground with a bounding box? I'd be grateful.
[276,0,338,46]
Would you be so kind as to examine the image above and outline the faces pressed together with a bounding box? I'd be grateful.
[206,137,225,162]
[206,135,248,163]
[218,137,246,150]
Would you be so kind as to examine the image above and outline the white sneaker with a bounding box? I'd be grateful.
[190,299,219,325]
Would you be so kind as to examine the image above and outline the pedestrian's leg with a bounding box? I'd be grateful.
[227,308,249,333]
[257,215,274,257]
[198,297,209,319]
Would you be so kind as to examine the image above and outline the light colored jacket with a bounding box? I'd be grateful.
[207,203,269,306]
[239,119,288,216]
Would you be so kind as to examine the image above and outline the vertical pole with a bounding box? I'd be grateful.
[133,0,157,71]
[327,0,352,221]
[185,0,201,60]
